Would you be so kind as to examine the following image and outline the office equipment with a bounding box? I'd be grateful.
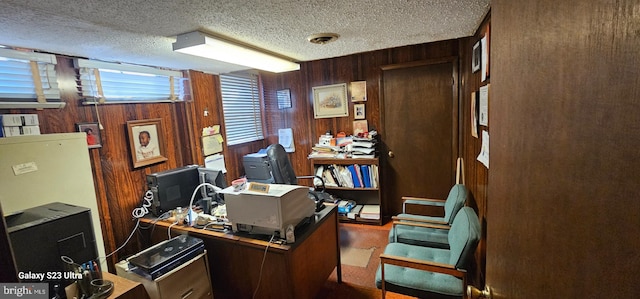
[219,184,315,238]
[146,165,200,216]
[117,250,212,299]
[126,234,205,280]
[5,202,99,296]
[0,133,107,276]
[242,152,274,183]
[198,167,227,208]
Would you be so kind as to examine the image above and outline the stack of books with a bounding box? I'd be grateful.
[359,205,380,220]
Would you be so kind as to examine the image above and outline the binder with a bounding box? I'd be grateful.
[346,165,361,188]
[353,164,364,188]
[360,165,371,188]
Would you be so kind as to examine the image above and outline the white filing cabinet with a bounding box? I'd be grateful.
[116,251,213,299]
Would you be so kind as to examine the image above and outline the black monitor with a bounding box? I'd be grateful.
[198,167,227,203]
[147,165,200,216]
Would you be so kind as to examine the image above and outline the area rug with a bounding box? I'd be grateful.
[340,246,376,268]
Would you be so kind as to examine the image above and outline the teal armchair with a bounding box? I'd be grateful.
[375,207,480,299]
[389,184,469,248]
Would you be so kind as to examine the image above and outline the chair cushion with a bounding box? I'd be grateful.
[448,207,481,268]
[388,225,450,249]
[375,243,463,298]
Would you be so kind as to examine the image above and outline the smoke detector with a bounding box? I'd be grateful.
[307,33,340,45]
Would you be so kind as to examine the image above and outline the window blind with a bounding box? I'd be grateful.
[220,73,264,145]
[0,48,63,109]
[75,59,185,103]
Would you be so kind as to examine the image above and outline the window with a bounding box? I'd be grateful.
[75,59,185,103]
[0,48,63,109]
[219,73,264,145]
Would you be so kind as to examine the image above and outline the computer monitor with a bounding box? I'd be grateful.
[198,167,227,203]
[147,165,200,216]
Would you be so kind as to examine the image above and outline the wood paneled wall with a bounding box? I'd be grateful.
[460,13,491,287]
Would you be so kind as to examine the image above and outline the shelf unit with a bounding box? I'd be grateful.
[310,157,382,225]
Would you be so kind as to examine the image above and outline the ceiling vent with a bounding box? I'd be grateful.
[307,33,340,45]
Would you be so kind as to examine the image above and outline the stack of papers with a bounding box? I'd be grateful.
[359,205,380,220]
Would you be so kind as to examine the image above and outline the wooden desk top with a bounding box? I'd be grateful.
[102,272,149,299]
[140,204,337,251]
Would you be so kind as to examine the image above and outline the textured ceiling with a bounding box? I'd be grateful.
[0,0,490,74]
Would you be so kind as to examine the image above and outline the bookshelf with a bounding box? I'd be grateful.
[310,157,382,225]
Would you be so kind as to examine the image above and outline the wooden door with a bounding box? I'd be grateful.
[484,1,640,298]
[380,59,458,217]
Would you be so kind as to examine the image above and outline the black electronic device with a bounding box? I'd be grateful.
[147,165,200,216]
[5,202,99,297]
[127,234,205,280]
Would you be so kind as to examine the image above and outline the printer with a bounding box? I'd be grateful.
[219,184,316,239]
[243,151,274,183]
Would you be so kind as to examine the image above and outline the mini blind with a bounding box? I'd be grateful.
[220,73,264,145]
[0,48,63,109]
[75,59,185,103]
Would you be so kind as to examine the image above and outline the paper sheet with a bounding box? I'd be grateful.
[202,134,223,156]
[205,153,227,173]
[477,130,489,169]
[478,84,489,127]
[278,128,295,152]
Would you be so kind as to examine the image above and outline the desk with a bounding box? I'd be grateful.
[102,272,149,299]
[140,204,341,299]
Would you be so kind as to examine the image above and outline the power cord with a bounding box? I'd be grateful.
[252,234,276,299]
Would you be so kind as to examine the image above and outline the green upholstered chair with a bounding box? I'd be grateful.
[375,206,480,299]
[389,184,469,248]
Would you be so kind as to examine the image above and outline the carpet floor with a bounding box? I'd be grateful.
[313,222,414,299]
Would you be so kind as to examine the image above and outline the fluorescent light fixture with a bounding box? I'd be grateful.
[173,31,300,73]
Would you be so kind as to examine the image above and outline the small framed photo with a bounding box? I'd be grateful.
[77,122,102,149]
[350,81,367,102]
[472,40,481,73]
[312,83,349,119]
[353,120,368,136]
[126,118,168,168]
[354,103,365,119]
[277,89,292,109]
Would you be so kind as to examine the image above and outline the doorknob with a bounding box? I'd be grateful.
[467,285,492,299]
[388,151,395,158]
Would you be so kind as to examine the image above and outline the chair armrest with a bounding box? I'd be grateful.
[391,215,449,226]
[379,253,465,278]
[401,196,446,204]
[392,220,451,231]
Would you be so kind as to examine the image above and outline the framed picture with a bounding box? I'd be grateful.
[312,83,349,119]
[126,118,168,168]
[77,122,102,149]
[353,120,368,136]
[354,103,365,119]
[350,81,367,102]
[472,40,481,73]
[277,89,292,109]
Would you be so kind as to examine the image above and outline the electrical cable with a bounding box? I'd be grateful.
[187,182,223,225]
[252,234,276,299]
